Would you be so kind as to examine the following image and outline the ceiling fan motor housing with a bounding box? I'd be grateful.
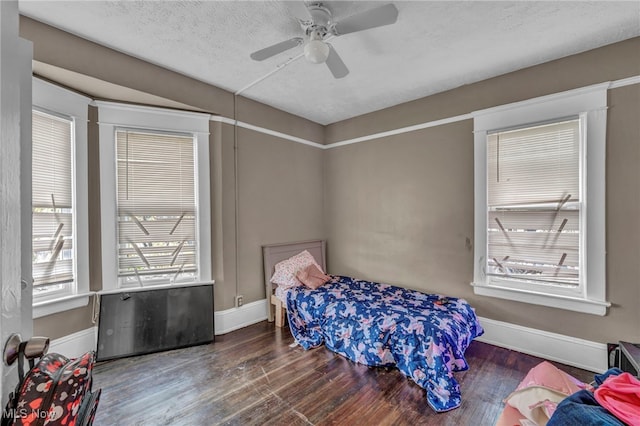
[303,3,332,38]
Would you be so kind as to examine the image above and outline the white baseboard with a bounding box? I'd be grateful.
[476,316,608,373]
[214,298,268,335]
[49,327,97,359]
[48,309,606,374]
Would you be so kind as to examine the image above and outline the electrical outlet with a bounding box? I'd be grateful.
[235,295,243,307]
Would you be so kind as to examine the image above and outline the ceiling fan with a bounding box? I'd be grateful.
[249,2,399,79]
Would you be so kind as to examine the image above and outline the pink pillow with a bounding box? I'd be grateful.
[296,264,331,290]
[269,250,323,289]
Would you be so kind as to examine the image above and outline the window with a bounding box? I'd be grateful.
[116,130,197,285]
[32,110,75,296]
[97,102,211,291]
[487,118,581,287]
[472,84,609,315]
[32,78,91,318]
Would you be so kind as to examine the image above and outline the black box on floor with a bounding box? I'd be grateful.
[619,342,640,377]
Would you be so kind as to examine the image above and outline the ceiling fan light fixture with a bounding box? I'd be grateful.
[304,39,330,64]
[249,2,399,79]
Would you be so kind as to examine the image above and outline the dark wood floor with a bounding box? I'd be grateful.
[92,321,594,426]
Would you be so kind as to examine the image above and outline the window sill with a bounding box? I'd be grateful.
[471,282,610,316]
[98,280,215,296]
[33,292,94,319]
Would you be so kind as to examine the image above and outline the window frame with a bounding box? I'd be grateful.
[32,78,92,318]
[472,83,610,315]
[97,101,212,292]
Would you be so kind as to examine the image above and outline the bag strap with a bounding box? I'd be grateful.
[16,342,27,383]
[34,358,69,426]
[76,389,101,426]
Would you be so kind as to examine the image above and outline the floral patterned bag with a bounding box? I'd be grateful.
[8,351,100,426]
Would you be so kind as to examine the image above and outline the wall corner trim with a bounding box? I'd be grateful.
[476,316,608,373]
[214,299,268,335]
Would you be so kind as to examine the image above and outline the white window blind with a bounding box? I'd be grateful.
[116,130,197,284]
[487,118,580,286]
[32,109,74,294]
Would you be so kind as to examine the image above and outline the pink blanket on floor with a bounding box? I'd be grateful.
[496,361,589,426]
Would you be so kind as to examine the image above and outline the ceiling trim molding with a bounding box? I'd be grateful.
[325,113,474,149]
[209,115,325,149]
[210,115,236,126]
[609,75,640,89]
[238,121,325,149]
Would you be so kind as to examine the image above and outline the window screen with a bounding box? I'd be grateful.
[487,118,581,286]
[115,130,197,284]
[32,109,75,295]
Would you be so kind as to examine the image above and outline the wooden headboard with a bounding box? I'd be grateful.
[262,239,326,322]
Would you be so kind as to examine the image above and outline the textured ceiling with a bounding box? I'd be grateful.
[19,1,640,125]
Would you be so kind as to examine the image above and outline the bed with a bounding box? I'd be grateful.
[263,239,326,326]
[262,240,484,412]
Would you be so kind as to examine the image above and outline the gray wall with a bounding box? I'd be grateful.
[324,39,640,344]
[324,121,474,297]
[236,127,325,304]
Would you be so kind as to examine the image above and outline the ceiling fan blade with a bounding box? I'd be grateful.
[331,3,399,36]
[250,37,304,61]
[287,0,312,22]
[326,44,349,79]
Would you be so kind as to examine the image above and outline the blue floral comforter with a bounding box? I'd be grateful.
[286,275,484,412]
